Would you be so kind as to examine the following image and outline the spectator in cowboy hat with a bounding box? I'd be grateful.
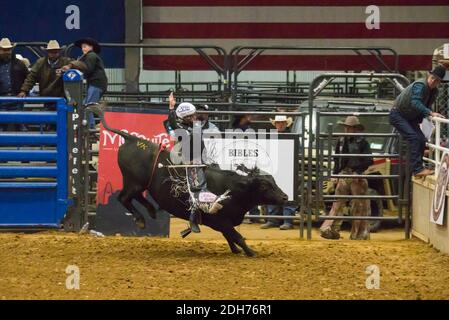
[260,115,297,230]
[0,38,28,131]
[320,115,373,240]
[0,38,28,98]
[270,115,293,131]
[62,37,108,104]
[19,40,85,99]
[389,64,447,178]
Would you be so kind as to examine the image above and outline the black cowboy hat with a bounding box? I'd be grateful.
[430,64,447,81]
[74,37,101,54]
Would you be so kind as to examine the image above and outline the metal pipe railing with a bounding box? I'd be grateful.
[231,46,401,103]
[425,116,449,173]
[305,73,410,239]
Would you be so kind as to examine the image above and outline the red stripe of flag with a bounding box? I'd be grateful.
[143,23,449,39]
[143,54,431,71]
[143,0,449,6]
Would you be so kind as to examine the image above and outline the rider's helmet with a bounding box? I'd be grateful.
[176,102,196,120]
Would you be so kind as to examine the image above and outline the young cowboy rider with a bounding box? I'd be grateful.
[167,93,228,233]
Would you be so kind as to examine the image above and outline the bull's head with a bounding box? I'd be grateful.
[252,175,289,205]
[233,174,288,206]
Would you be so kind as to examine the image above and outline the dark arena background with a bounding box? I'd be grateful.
[1,0,449,303]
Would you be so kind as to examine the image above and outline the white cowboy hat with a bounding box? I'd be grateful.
[0,38,15,49]
[270,115,293,127]
[45,40,62,50]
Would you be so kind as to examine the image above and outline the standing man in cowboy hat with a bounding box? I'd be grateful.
[320,116,373,240]
[62,37,108,105]
[260,115,297,230]
[19,40,84,98]
[390,65,447,178]
[0,38,28,131]
[0,38,28,99]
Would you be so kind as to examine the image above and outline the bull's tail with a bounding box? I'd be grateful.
[86,103,134,140]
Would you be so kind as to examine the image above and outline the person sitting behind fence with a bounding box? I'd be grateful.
[0,38,28,131]
[260,115,297,230]
[18,40,86,100]
[232,114,253,131]
[320,116,373,240]
[389,65,447,178]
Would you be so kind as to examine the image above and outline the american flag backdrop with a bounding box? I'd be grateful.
[142,0,449,71]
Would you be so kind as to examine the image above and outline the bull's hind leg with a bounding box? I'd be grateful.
[134,193,157,219]
[118,187,146,229]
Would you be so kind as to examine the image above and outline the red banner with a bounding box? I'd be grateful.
[97,111,172,205]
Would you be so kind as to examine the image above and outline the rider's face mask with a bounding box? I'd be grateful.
[183,114,196,125]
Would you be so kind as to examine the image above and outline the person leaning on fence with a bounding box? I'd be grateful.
[62,38,107,104]
[18,40,86,100]
[0,38,29,131]
[61,38,107,128]
[261,115,297,230]
[320,116,373,240]
[389,65,447,178]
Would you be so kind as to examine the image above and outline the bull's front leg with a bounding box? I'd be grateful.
[223,226,257,257]
[222,232,242,254]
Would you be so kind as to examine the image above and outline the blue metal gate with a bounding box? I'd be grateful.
[0,97,71,228]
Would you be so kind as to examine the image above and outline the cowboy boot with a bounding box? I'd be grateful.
[188,167,219,213]
[189,209,201,233]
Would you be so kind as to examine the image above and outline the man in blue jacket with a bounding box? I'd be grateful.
[389,65,447,177]
[0,38,28,131]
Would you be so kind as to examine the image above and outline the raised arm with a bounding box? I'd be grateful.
[168,92,178,129]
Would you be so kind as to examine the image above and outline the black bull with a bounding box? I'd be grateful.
[91,105,289,256]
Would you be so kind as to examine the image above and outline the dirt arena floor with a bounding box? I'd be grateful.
[1,219,449,300]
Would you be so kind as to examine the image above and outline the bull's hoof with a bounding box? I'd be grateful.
[244,249,257,257]
[231,247,242,254]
